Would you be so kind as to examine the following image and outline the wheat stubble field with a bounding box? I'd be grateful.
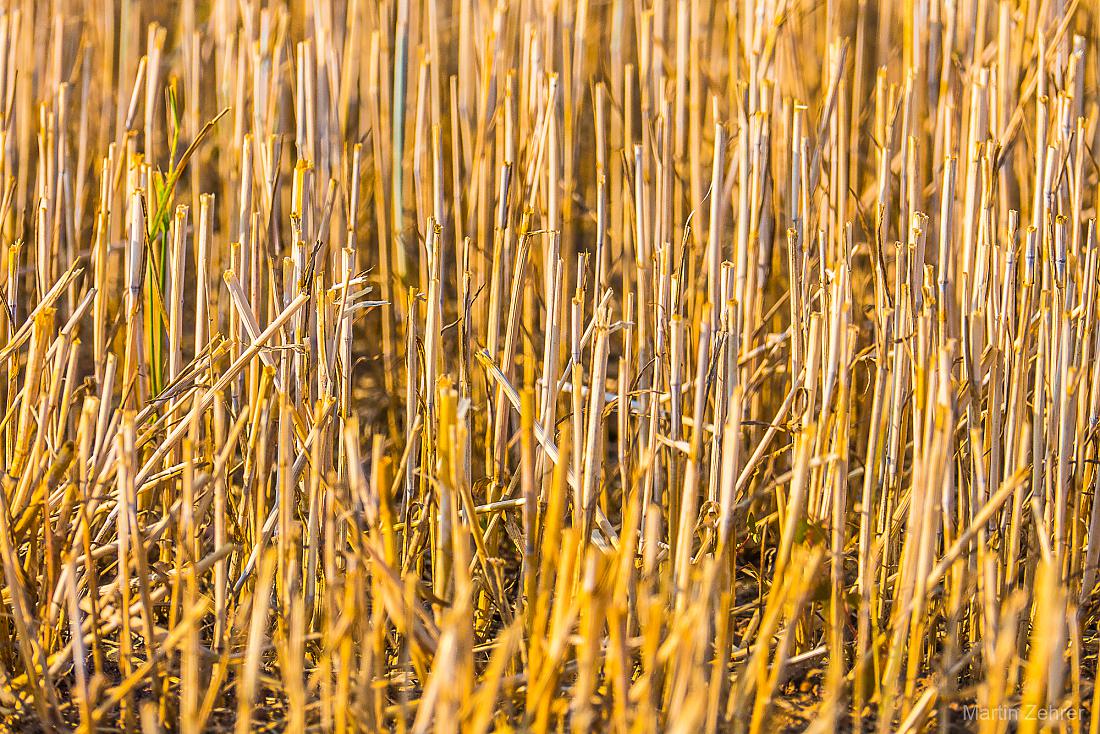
[1,0,1099,731]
